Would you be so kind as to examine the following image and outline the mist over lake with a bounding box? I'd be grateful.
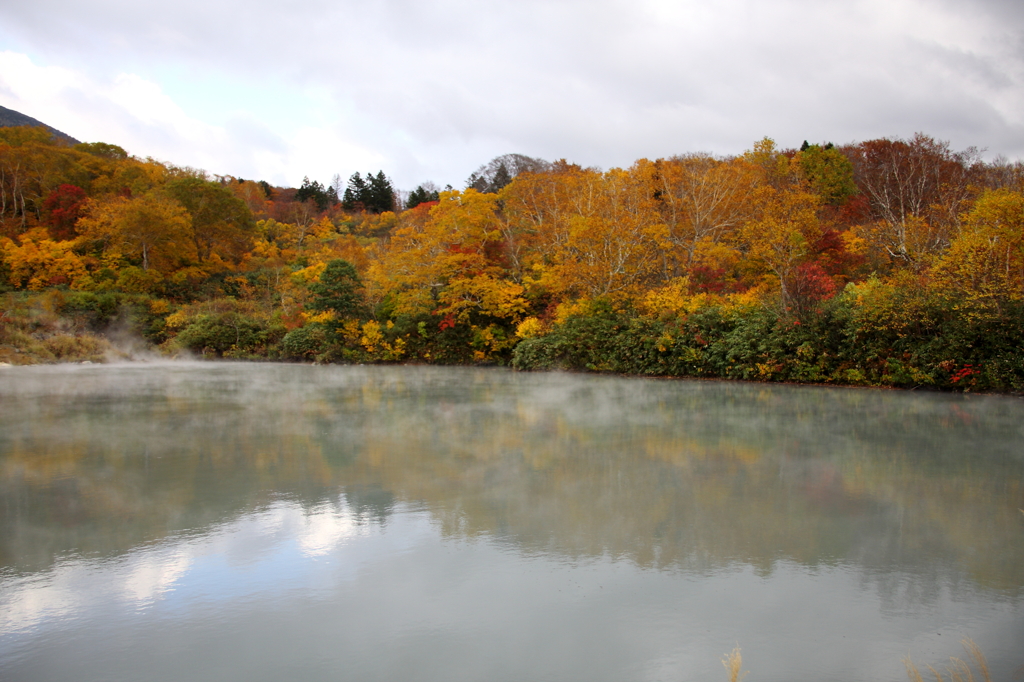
[1,363,1022,682]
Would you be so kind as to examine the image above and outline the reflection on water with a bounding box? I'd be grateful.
[0,362,1022,682]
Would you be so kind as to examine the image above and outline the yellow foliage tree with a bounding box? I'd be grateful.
[368,189,528,323]
[930,188,1024,302]
[1,228,87,289]
[524,163,669,302]
[738,185,822,308]
[496,167,569,280]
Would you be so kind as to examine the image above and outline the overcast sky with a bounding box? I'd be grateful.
[1,0,1022,191]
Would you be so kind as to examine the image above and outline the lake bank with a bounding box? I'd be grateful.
[4,284,1024,394]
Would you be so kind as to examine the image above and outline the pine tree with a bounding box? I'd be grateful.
[342,172,368,211]
[406,183,440,209]
[367,171,395,213]
[343,171,394,213]
[296,177,334,212]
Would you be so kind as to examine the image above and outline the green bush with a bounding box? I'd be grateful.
[512,314,622,371]
[174,312,284,358]
[58,291,123,330]
[511,287,1024,392]
[281,323,331,361]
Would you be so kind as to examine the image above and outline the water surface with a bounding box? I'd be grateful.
[1,363,1022,682]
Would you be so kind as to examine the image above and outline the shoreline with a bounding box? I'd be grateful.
[4,346,1021,398]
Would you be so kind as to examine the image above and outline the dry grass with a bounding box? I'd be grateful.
[42,333,110,361]
[1,293,115,363]
[714,639,1007,682]
[722,645,748,682]
[904,639,992,682]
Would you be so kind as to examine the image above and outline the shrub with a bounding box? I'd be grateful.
[281,323,331,360]
[173,311,284,358]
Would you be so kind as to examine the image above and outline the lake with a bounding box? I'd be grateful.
[1,362,1022,682]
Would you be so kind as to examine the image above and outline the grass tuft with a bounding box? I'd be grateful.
[722,645,748,682]
[963,639,991,682]
[905,639,992,682]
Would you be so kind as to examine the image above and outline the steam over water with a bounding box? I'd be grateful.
[1,363,1023,682]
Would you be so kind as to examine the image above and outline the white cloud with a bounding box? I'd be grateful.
[0,51,77,102]
[0,499,382,634]
[0,51,386,186]
[298,502,370,557]
[123,551,193,605]
[0,565,85,634]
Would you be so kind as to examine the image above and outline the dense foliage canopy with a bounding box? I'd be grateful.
[2,125,1023,391]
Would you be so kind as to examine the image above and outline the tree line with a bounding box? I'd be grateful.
[2,124,1023,391]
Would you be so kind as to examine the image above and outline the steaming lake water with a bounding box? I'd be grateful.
[0,362,1022,682]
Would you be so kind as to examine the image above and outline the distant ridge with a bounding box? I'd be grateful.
[0,104,80,144]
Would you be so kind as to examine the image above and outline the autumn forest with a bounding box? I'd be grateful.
[2,124,1023,391]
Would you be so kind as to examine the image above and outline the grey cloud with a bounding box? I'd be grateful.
[2,0,1022,187]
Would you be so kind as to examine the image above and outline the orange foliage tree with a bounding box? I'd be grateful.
[652,153,754,277]
[77,191,194,273]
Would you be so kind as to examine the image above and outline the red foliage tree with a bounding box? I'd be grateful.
[42,184,87,241]
[810,228,864,281]
[788,262,838,316]
[844,134,982,263]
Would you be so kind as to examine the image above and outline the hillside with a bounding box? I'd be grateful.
[1,128,1024,391]
[0,104,80,144]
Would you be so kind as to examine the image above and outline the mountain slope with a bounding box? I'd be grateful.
[0,104,80,144]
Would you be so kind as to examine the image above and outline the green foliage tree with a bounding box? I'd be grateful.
[174,312,282,357]
[796,143,858,206]
[308,259,367,331]
[73,142,128,161]
[281,323,330,360]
